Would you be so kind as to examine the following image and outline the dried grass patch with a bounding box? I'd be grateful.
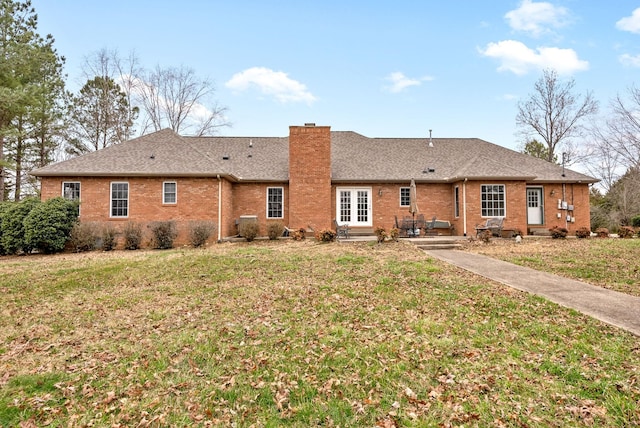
[1,240,639,426]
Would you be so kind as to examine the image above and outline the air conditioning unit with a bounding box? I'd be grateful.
[237,215,258,236]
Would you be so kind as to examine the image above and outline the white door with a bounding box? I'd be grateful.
[337,187,372,227]
[527,188,543,225]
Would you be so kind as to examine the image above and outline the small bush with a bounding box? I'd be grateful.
[479,229,492,243]
[239,221,259,242]
[69,222,98,252]
[389,227,399,242]
[150,221,178,249]
[101,224,118,251]
[189,221,216,247]
[23,197,79,254]
[374,226,387,243]
[549,226,568,239]
[575,227,591,239]
[291,228,306,241]
[632,215,640,228]
[266,221,285,240]
[315,229,336,242]
[123,221,143,250]
[595,227,609,238]
[618,226,635,239]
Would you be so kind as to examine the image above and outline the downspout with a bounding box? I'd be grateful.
[462,178,468,236]
[217,174,222,242]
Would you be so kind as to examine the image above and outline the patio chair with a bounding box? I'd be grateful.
[334,219,350,240]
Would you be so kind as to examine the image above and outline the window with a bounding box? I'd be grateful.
[400,187,410,207]
[62,182,80,201]
[163,181,177,204]
[454,186,460,218]
[481,184,505,217]
[267,187,283,218]
[111,182,129,217]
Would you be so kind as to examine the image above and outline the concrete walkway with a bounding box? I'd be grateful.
[423,249,640,337]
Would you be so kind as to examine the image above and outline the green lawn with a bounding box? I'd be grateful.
[1,240,639,426]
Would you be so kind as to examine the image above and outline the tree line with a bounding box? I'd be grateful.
[516,69,640,230]
[0,0,228,201]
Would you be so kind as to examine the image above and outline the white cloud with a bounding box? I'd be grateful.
[383,72,434,93]
[616,8,640,33]
[225,67,316,104]
[619,53,640,67]
[480,40,589,75]
[505,0,571,37]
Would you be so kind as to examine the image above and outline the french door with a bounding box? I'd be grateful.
[336,187,372,227]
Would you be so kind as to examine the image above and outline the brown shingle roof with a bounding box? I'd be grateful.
[31,128,597,184]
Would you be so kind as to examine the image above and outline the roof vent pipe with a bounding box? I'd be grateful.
[428,129,434,148]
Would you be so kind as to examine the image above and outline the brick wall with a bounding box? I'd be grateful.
[228,182,289,236]
[288,124,332,231]
[542,183,591,232]
[41,176,220,247]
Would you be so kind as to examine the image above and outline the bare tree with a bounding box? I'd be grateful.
[602,86,640,171]
[516,69,598,163]
[136,65,228,136]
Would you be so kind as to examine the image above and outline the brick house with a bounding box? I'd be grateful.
[32,123,597,245]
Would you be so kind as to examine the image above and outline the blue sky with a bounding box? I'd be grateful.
[31,1,640,150]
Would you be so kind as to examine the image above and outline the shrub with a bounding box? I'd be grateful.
[101,224,118,251]
[389,227,399,242]
[150,221,178,249]
[0,202,12,255]
[374,226,387,243]
[189,221,216,247]
[549,226,568,239]
[595,227,609,238]
[632,215,640,228]
[0,198,40,255]
[479,229,492,243]
[23,197,78,254]
[238,221,259,242]
[618,226,635,239]
[315,229,336,242]
[266,221,285,240]
[123,221,143,250]
[291,228,306,241]
[69,222,98,252]
[575,227,591,239]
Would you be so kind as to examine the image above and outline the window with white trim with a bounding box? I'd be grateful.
[111,182,129,217]
[62,182,80,201]
[399,187,410,207]
[163,181,177,204]
[481,184,505,217]
[267,187,283,218]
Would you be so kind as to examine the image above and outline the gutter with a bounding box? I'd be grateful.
[217,174,222,242]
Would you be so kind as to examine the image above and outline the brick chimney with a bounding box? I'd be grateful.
[288,124,332,232]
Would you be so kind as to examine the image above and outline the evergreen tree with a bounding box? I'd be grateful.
[65,75,138,155]
[0,0,65,200]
